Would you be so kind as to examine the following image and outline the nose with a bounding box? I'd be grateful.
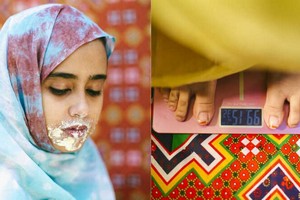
[69,95,89,119]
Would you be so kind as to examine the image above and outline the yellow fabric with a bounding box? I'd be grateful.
[152,0,300,87]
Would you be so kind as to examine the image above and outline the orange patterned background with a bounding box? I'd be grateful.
[0,1,150,200]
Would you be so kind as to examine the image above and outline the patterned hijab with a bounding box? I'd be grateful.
[0,4,115,199]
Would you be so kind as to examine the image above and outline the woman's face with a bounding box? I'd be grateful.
[42,39,107,152]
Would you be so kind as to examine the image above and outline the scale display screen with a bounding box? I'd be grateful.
[220,108,262,127]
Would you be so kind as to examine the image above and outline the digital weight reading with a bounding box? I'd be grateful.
[220,108,262,127]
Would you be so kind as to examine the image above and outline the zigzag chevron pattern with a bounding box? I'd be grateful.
[151,133,300,199]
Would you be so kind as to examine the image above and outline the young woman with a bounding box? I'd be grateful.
[0,4,115,199]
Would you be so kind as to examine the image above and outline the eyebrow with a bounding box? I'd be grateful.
[90,74,107,80]
[48,72,107,80]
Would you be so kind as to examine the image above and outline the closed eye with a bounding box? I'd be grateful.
[49,87,71,96]
[86,89,102,97]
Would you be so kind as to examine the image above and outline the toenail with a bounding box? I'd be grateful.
[288,124,298,128]
[168,105,175,111]
[197,112,209,126]
[269,116,279,129]
[176,115,184,121]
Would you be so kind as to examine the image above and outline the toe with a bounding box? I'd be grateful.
[168,88,179,111]
[287,95,300,128]
[175,88,190,121]
[192,80,216,125]
[263,86,285,129]
[158,88,171,102]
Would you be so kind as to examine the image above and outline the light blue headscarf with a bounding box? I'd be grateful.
[0,4,115,199]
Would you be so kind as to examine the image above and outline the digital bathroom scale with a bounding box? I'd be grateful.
[152,70,300,134]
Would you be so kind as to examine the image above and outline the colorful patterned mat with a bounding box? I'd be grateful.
[151,132,300,199]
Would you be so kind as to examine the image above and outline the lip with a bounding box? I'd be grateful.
[62,125,88,137]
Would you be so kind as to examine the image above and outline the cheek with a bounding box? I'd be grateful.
[90,96,104,121]
[42,91,66,126]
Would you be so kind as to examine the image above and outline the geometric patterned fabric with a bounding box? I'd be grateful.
[151,132,300,199]
[94,1,150,200]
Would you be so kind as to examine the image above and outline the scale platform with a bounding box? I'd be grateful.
[152,70,300,134]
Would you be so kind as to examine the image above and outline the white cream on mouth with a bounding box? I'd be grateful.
[47,119,94,152]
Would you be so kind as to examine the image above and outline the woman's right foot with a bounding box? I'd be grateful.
[158,80,217,125]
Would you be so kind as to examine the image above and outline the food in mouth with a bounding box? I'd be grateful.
[62,125,88,138]
[47,120,93,152]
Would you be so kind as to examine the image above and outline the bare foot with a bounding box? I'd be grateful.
[158,80,217,125]
[158,87,191,122]
[264,72,300,129]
